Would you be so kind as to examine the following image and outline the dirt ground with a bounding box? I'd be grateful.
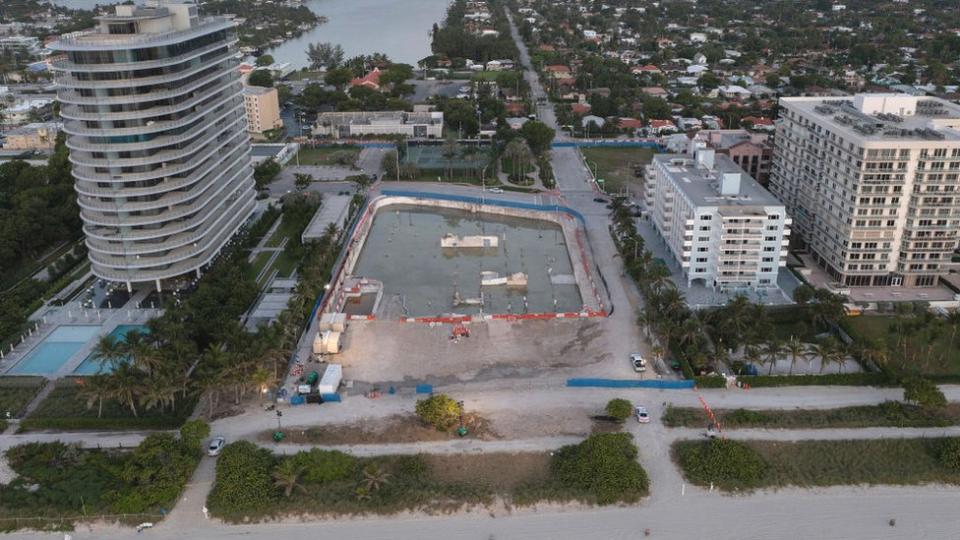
[263,413,500,445]
[335,317,623,385]
[426,452,552,491]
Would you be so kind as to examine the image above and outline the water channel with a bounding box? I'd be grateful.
[51,0,451,67]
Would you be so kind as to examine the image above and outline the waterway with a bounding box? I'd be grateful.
[352,206,583,317]
[50,0,450,67]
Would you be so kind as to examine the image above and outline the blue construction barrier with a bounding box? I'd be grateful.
[289,395,306,406]
[415,384,434,394]
[566,378,696,389]
[320,393,342,402]
[381,189,587,225]
[553,140,664,150]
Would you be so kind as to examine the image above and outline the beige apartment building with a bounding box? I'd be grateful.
[2,122,61,151]
[243,85,282,138]
[770,94,960,287]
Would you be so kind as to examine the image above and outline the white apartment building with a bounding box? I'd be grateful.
[50,0,255,291]
[770,94,960,288]
[643,145,791,291]
[312,111,443,139]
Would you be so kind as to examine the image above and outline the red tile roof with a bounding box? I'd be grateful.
[350,67,381,90]
[571,103,592,115]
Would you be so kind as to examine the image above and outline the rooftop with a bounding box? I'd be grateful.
[782,93,960,142]
[654,151,783,210]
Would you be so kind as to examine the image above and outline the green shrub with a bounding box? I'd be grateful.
[739,372,890,387]
[291,449,357,484]
[179,419,210,456]
[695,375,727,388]
[604,398,633,422]
[207,441,278,515]
[724,409,773,425]
[415,394,461,431]
[903,377,947,409]
[551,433,649,504]
[675,439,768,490]
[111,433,198,513]
[939,438,960,471]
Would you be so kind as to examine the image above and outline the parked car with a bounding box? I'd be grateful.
[488,187,504,194]
[593,197,608,203]
[630,353,647,372]
[207,436,226,456]
[635,406,650,423]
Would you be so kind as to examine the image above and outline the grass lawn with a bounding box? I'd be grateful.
[293,146,360,167]
[247,252,273,282]
[21,378,196,431]
[674,438,960,491]
[663,402,960,429]
[579,147,654,194]
[0,376,46,418]
[470,70,501,81]
[271,250,300,278]
[845,315,960,375]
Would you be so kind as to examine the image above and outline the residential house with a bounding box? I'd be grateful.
[350,67,381,91]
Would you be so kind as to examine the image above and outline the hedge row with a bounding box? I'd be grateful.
[694,376,727,388]
[737,372,892,388]
[18,416,186,432]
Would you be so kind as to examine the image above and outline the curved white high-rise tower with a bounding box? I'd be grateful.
[50,1,255,291]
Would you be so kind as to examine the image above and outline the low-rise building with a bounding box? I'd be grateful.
[313,111,443,139]
[1,122,61,151]
[642,144,790,291]
[243,86,283,139]
[695,129,773,185]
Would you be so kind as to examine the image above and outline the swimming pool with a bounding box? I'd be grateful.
[8,325,103,375]
[72,324,150,375]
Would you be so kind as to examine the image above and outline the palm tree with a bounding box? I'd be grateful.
[360,464,391,492]
[783,337,806,376]
[743,344,762,373]
[79,374,111,418]
[250,366,274,403]
[807,338,838,374]
[637,309,658,340]
[644,263,673,292]
[91,335,124,371]
[761,339,785,375]
[272,459,307,498]
[108,363,144,417]
[946,310,960,346]
[141,376,179,413]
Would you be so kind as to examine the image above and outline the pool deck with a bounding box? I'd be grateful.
[0,287,160,378]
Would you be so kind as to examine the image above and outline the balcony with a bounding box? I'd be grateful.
[56,63,236,106]
[52,39,235,73]
[68,115,245,169]
[75,143,248,198]
[90,196,255,284]
[61,88,240,138]
[80,165,250,228]
[72,129,248,185]
[77,158,249,214]
[65,107,243,154]
[56,49,236,90]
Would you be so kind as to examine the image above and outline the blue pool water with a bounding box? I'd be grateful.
[72,324,150,375]
[8,325,102,375]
